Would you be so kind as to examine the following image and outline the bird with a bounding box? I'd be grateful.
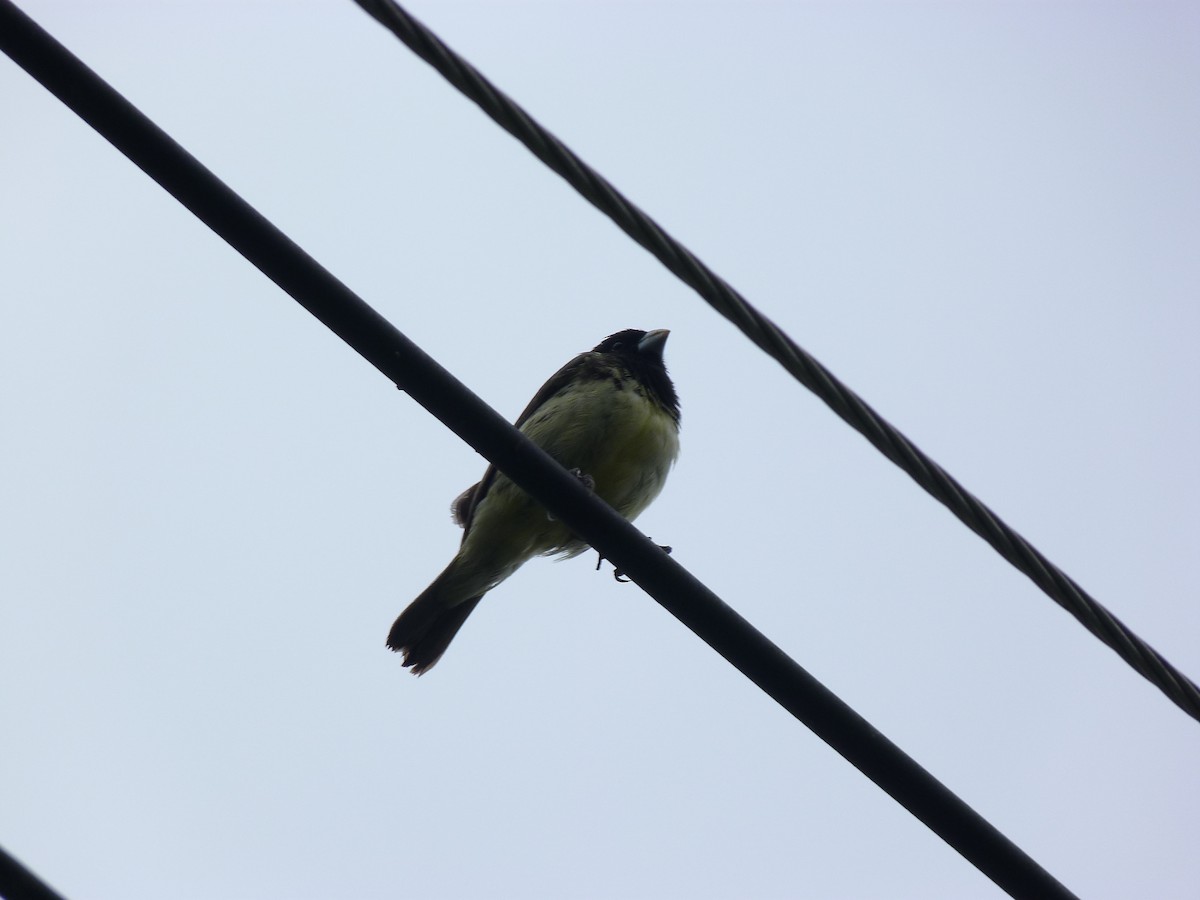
[387,328,681,674]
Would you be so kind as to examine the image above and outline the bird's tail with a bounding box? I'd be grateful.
[387,561,489,675]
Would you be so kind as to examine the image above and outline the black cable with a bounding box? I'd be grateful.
[0,3,1080,897]
[350,0,1200,724]
[0,845,68,900]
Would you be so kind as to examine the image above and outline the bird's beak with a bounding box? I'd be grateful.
[639,328,670,357]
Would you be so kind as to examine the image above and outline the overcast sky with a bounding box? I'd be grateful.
[2,1,1198,898]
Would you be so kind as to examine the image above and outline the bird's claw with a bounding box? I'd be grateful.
[596,542,673,582]
[546,469,596,521]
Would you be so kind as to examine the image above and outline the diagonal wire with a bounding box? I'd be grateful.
[0,3,1080,896]
[0,844,69,900]
[352,0,1200,724]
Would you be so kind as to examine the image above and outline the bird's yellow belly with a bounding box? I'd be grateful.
[584,404,678,519]
[467,380,680,559]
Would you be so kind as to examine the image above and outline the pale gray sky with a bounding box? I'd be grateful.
[2,2,1198,898]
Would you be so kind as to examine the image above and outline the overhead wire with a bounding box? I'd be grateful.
[351,0,1200,724]
[0,844,68,900]
[0,2,1078,897]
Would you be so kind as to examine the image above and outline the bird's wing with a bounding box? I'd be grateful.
[453,351,597,539]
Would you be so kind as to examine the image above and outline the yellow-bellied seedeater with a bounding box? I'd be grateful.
[387,328,681,674]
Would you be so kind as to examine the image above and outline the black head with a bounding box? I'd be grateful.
[593,328,679,421]
[594,328,652,355]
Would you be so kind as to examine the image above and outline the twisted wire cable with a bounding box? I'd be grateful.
[353,0,1200,724]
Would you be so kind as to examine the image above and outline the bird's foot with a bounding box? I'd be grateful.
[547,469,595,521]
[596,542,673,582]
[569,468,596,492]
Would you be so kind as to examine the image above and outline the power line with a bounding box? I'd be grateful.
[0,845,68,900]
[351,0,1200,724]
[0,2,1077,897]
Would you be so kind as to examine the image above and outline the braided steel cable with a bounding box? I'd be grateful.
[353,0,1200,724]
